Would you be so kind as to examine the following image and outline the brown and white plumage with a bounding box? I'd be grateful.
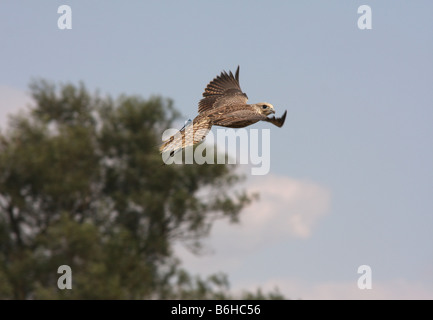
[160,66,287,155]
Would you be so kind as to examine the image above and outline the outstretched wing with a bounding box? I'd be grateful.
[212,108,287,128]
[264,110,287,128]
[211,108,267,128]
[159,116,212,155]
[198,66,248,113]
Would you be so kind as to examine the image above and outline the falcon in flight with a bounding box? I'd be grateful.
[160,66,287,156]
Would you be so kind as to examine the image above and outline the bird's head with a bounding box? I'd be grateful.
[255,103,275,116]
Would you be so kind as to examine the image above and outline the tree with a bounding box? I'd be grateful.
[0,80,283,299]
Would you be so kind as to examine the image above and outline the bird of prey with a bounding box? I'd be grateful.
[160,66,287,156]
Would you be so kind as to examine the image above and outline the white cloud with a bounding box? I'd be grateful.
[176,173,433,299]
[0,85,32,128]
[176,173,331,275]
[240,174,331,240]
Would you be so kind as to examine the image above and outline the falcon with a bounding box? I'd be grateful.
[160,66,287,156]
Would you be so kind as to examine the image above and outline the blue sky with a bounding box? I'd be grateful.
[1,1,432,299]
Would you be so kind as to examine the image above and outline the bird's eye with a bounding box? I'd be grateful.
[261,105,268,109]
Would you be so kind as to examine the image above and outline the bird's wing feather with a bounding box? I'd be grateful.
[159,116,212,154]
[211,109,266,127]
[198,66,248,113]
[264,110,287,128]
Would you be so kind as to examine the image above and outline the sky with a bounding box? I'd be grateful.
[1,1,432,299]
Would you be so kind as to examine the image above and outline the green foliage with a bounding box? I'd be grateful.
[0,80,283,299]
